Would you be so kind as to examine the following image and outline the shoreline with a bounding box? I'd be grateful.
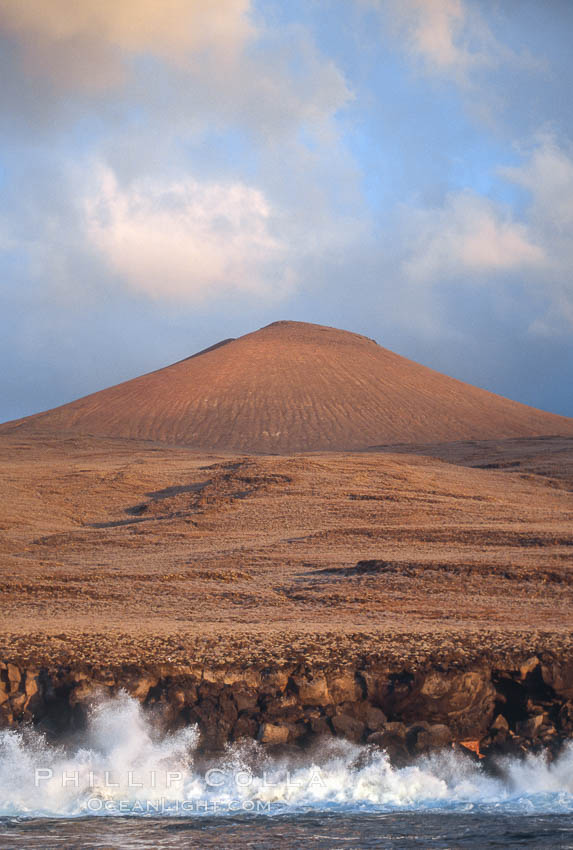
[2,650,572,764]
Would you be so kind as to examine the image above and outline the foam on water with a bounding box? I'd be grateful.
[1,693,572,818]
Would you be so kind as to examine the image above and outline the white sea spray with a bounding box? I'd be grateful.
[0,693,572,818]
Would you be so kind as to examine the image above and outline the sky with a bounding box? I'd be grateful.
[1,0,573,422]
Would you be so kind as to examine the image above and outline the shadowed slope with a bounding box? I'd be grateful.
[3,321,573,452]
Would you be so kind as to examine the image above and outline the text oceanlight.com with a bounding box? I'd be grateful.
[86,798,273,813]
[33,767,327,813]
[33,766,326,810]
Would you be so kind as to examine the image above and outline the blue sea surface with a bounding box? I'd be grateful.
[2,812,573,849]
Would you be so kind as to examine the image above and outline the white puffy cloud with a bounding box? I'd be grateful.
[0,0,351,148]
[500,135,573,328]
[0,0,357,309]
[400,135,573,330]
[85,168,294,303]
[0,0,353,207]
[393,0,474,74]
[403,191,543,284]
[367,0,541,119]
[0,0,253,90]
[0,1,357,313]
[369,0,498,83]
[501,135,573,237]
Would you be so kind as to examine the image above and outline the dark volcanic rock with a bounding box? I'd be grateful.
[384,670,496,737]
[367,722,409,762]
[331,713,365,742]
[406,722,453,755]
[1,658,572,762]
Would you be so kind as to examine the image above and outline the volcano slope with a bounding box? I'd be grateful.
[1,322,573,754]
[3,321,573,451]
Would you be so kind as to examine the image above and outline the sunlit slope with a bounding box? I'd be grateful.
[4,320,573,452]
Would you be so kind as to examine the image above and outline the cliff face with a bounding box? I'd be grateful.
[2,656,573,763]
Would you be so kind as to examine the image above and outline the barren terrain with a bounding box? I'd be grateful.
[1,431,572,670]
[4,321,573,452]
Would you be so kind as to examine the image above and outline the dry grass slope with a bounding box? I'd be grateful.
[1,432,573,668]
[3,321,573,452]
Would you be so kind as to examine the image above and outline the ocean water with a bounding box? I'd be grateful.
[1,693,573,848]
[2,813,573,849]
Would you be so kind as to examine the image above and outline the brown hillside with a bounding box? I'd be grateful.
[3,320,573,452]
[1,432,573,668]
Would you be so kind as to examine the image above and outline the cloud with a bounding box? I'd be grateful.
[500,134,573,329]
[372,0,542,119]
[501,134,573,236]
[403,190,543,284]
[400,135,573,331]
[85,167,294,303]
[0,0,253,90]
[393,0,474,75]
[372,0,502,84]
[0,1,352,170]
[0,1,357,308]
[0,4,357,312]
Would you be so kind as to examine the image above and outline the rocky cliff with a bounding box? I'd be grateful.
[2,655,572,764]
